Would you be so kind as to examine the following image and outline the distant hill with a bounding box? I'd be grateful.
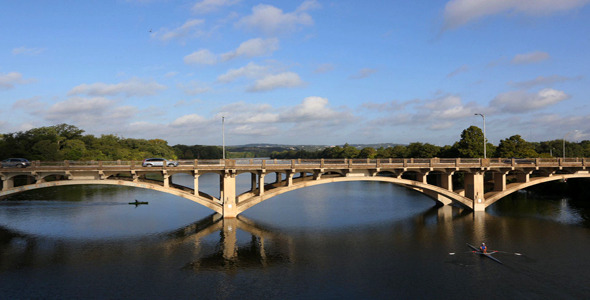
[225,143,403,158]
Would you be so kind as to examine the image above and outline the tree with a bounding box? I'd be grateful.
[496,135,538,158]
[358,147,377,158]
[341,143,360,158]
[407,142,441,158]
[454,126,485,158]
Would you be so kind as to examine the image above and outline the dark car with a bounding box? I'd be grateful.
[1,158,31,168]
[141,158,178,167]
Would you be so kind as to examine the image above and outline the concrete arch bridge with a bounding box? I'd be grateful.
[1,158,588,218]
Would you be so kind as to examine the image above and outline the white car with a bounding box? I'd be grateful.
[141,158,178,167]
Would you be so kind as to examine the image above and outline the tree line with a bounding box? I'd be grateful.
[270,126,590,159]
[0,124,588,161]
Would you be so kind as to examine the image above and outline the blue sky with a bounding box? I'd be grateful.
[1,0,589,146]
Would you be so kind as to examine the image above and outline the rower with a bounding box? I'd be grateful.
[479,242,487,253]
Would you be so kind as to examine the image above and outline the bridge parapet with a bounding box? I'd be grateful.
[5,157,588,172]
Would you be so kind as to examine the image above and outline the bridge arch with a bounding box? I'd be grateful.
[0,180,224,214]
[235,175,474,215]
[484,173,590,207]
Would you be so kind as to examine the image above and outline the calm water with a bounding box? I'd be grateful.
[0,174,589,299]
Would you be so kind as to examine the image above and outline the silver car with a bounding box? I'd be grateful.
[1,158,31,168]
[141,158,178,167]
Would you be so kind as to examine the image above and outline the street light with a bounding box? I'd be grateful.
[475,113,486,159]
[222,116,225,160]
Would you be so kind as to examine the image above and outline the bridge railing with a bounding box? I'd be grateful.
[9,157,588,170]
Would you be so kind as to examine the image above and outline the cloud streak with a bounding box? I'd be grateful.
[68,78,166,97]
[443,0,590,29]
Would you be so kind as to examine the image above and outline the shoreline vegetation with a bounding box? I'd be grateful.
[0,123,589,161]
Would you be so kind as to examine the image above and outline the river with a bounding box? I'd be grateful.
[0,173,589,299]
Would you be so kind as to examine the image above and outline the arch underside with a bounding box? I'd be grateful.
[236,175,474,214]
[0,179,224,214]
[484,173,590,207]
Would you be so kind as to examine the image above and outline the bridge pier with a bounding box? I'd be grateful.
[163,172,170,188]
[258,172,266,196]
[493,172,507,191]
[193,172,199,196]
[465,171,485,211]
[221,171,238,218]
[251,173,257,192]
[1,176,14,191]
[439,172,453,191]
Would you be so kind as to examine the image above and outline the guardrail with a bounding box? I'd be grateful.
[8,157,588,170]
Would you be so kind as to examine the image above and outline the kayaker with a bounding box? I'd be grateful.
[479,242,487,253]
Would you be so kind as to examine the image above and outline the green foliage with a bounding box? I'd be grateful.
[454,126,485,158]
[0,124,177,161]
[496,135,538,158]
[173,145,222,159]
[407,142,441,158]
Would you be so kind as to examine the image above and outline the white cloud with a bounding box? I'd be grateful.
[422,95,480,119]
[508,75,583,89]
[151,19,205,42]
[219,102,279,124]
[511,51,550,64]
[349,68,377,79]
[217,62,269,83]
[248,72,304,92]
[490,88,570,113]
[12,97,44,111]
[192,0,240,14]
[68,78,166,97]
[177,81,210,95]
[314,63,335,74]
[170,114,207,127]
[164,71,179,78]
[446,65,469,78]
[12,46,45,55]
[45,97,114,122]
[282,96,345,121]
[221,38,279,61]
[443,0,590,29]
[0,72,33,90]
[184,49,218,65]
[232,124,280,136]
[237,2,318,35]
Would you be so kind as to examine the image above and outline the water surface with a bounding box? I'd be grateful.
[0,174,588,299]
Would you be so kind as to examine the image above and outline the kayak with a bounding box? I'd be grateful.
[129,200,149,205]
[467,243,503,264]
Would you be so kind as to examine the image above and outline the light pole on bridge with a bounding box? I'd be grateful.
[475,113,486,159]
[222,116,225,160]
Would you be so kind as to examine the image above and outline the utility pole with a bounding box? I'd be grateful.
[475,113,486,159]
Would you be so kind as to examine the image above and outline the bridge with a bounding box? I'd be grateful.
[1,158,588,218]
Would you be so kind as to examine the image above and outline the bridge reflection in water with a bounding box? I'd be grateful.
[1,158,588,217]
[0,206,471,273]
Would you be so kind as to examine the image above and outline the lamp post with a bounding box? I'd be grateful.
[222,116,225,160]
[475,113,486,159]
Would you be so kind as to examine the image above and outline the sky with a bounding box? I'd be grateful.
[1,0,589,146]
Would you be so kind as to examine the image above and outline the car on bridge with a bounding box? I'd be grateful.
[141,158,178,167]
[1,158,31,168]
